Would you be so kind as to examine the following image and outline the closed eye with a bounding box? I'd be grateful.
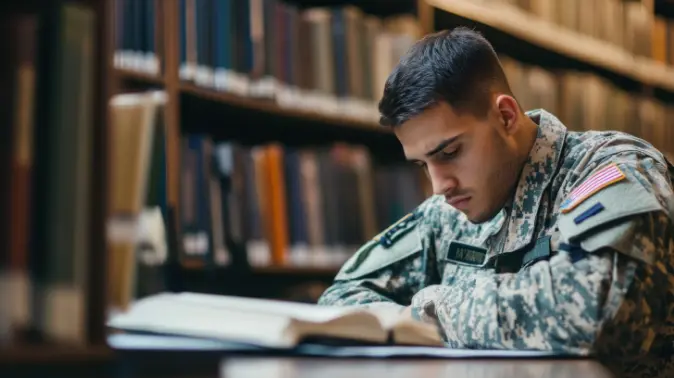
[410,160,426,168]
[439,147,460,160]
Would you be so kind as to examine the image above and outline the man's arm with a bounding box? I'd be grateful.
[317,254,427,311]
[317,199,441,310]
[410,155,673,357]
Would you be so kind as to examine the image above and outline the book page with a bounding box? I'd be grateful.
[351,302,407,329]
[107,293,295,348]
[110,293,407,347]
[349,303,444,346]
[173,292,372,323]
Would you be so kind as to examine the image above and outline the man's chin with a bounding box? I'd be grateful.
[465,207,500,224]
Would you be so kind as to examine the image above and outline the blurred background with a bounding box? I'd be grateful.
[1,0,674,363]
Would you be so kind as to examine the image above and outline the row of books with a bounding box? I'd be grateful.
[113,0,423,124]
[179,137,430,269]
[107,88,429,308]
[500,54,674,157]
[480,0,673,64]
[113,0,160,75]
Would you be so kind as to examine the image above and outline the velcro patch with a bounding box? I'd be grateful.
[335,226,422,281]
[560,163,626,213]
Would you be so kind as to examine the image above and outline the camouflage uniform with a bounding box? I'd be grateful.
[318,109,674,378]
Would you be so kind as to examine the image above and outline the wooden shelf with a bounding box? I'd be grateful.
[179,82,404,162]
[110,68,394,138]
[427,0,674,93]
[180,83,386,133]
[0,344,112,364]
[177,264,337,276]
[251,265,338,276]
[114,68,165,85]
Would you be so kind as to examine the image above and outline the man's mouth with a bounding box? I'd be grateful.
[446,195,471,209]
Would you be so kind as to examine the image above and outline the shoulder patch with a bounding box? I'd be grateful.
[372,212,417,248]
[560,163,626,213]
[558,174,663,258]
[335,213,422,281]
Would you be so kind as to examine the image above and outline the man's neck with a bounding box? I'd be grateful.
[516,114,540,164]
[503,114,540,213]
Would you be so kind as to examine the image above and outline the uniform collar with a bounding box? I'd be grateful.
[501,109,567,253]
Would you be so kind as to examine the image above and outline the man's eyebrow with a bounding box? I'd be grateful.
[425,135,461,157]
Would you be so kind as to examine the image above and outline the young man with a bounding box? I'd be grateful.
[317,27,674,378]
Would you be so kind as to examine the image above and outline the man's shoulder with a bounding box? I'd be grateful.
[554,130,674,242]
[556,130,671,199]
[562,129,668,169]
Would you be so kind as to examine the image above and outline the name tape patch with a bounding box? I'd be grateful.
[446,241,488,266]
[560,163,625,214]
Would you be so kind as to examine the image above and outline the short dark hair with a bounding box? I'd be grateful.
[378,27,511,127]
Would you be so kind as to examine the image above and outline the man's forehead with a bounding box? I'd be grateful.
[394,104,473,156]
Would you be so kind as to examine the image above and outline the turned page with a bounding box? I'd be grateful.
[361,304,445,346]
[173,292,366,322]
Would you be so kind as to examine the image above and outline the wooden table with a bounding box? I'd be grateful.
[218,357,615,378]
[109,334,618,378]
[0,354,617,378]
[0,334,619,378]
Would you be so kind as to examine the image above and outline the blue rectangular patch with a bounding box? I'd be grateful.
[573,202,605,224]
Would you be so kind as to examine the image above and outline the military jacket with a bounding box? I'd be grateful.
[317,109,674,378]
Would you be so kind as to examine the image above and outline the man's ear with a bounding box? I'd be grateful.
[495,94,519,135]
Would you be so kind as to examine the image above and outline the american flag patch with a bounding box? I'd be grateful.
[560,163,626,213]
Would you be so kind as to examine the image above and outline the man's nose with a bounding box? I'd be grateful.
[428,165,456,195]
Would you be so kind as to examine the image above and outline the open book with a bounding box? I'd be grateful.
[106,292,445,349]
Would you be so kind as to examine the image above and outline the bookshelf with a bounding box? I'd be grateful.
[1,0,112,367]
[108,0,431,307]
[429,0,674,158]
[428,0,674,92]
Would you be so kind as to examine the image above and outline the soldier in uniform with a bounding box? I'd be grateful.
[317,27,674,378]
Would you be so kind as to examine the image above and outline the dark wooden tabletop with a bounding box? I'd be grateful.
[0,333,619,378]
[218,357,616,378]
[107,334,618,378]
[0,354,617,378]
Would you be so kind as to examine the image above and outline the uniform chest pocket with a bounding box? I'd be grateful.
[440,263,487,285]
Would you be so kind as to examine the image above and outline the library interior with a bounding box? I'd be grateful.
[2,0,674,377]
